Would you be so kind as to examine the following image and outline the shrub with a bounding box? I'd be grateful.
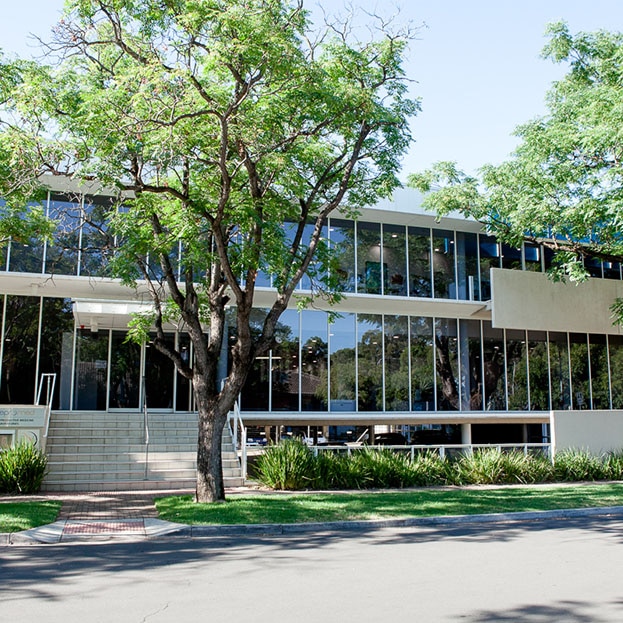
[603,451,623,481]
[0,442,48,494]
[254,439,317,490]
[553,449,607,482]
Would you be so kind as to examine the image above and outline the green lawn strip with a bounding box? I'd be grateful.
[155,482,623,525]
[0,501,62,533]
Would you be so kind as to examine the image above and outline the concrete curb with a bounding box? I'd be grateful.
[4,505,623,544]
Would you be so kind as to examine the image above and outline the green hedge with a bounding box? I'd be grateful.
[254,441,623,491]
[0,442,48,494]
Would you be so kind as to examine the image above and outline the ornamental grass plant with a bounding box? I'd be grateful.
[0,442,48,494]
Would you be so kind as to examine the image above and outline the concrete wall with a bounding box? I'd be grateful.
[551,410,623,455]
[491,268,623,334]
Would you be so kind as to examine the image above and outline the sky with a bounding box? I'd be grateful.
[2,1,623,179]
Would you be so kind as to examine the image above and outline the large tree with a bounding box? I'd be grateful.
[0,0,417,501]
[410,22,623,291]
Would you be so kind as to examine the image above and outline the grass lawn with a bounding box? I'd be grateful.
[0,501,62,533]
[155,483,623,525]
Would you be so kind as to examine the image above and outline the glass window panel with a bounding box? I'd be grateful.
[408,226,432,297]
[603,261,621,280]
[301,310,328,411]
[524,243,542,272]
[549,332,571,410]
[432,229,456,299]
[609,335,623,409]
[74,329,109,410]
[506,329,528,411]
[357,222,382,294]
[435,318,459,410]
[145,333,175,409]
[239,309,270,411]
[109,330,141,409]
[271,310,300,411]
[456,231,479,301]
[39,298,74,410]
[527,331,549,410]
[384,315,409,411]
[174,334,191,411]
[299,221,328,291]
[569,333,590,410]
[1,296,38,404]
[589,334,610,409]
[482,322,506,410]
[80,196,116,277]
[45,197,81,275]
[357,314,383,411]
[329,219,355,293]
[383,224,407,296]
[479,235,499,300]
[501,243,522,270]
[329,313,356,410]
[410,317,434,411]
[584,257,603,278]
[8,204,45,273]
[459,319,482,410]
[543,246,555,270]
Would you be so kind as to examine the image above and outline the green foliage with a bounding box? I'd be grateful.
[0,442,48,494]
[409,23,623,319]
[553,449,607,482]
[0,500,61,532]
[254,439,317,490]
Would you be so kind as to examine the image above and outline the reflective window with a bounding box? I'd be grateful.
[569,333,590,410]
[479,235,499,300]
[459,319,482,410]
[74,329,109,410]
[589,334,610,409]
[329,219,355,293]
[109,331,141,409]
[408,226,432,297]
[410,317,434,411]
[299,221,328,291]
[39,298,74,410]
[609,335,623,409]
[384,316,409,410]
[456,231,479,301]
[357,222,382,294]
[357,314,383,411]
[271,310,299,411]
[383,225,407,296]
[527,331,549,410]
[435,318,459,410]
[524,243,542,272]
[8,203,45,273]
[501,243,522,270]
[301,311,328,411]
[584,257,603,278]
[549,332,571,410]
[329,313,356,411]
[239,309,270,411]
[482,323,506,410]
[46,197,81,275]
[145,333,175,409]
[506,329,528,410]
[80,197,115,277]
[432,230,456,299]
[603,261,621,280]
[0,296,37,404]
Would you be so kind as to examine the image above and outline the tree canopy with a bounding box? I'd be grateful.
[410,22,623,286]
[0,0,417,501]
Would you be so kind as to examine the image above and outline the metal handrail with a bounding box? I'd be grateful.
[36,373,57,439]
[141,375,149,479]
[228,399,247,480]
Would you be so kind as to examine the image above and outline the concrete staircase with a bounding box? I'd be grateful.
[42,411,245,492]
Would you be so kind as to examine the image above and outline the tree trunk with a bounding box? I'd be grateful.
[194,382,229,503]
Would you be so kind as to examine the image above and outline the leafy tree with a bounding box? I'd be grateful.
[0,0,417,501]
[410,22,623,294]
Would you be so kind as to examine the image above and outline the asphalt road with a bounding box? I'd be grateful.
[2,515,623,622]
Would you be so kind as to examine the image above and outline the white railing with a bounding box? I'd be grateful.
[36,373,57,439]
[141,375,150,479]
[308,442,552,460]
[228,399,247,480]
